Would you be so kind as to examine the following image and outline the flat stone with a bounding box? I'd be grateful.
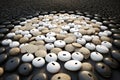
[9,47,20,56]
[50,48,62,54]
[72,43,82,48]
[65,44,75,52]
[19,37,29,43]
[81,62,93,71]
[35,50,47,57]
[51,73,71,80]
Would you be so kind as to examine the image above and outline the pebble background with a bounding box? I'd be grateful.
[0,0,120,23]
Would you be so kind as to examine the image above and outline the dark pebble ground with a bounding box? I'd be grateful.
[0,0,120,23]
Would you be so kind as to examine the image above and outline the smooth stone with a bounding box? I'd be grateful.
[100,26,108,30]
[77,38,86,45]
[96,45,109,54]
[103,57,119,69]
[51,73,71,80]
[50,48,62,54]
[45,53,57,62]
[32,73,47,80]
[37,45,46,51]
[72,52,84,61]
[9,41,20,48]
[0,47,5,53]
[64,60,82,71]
[64,37,75,44]
[19,37,29,43]
[56,34,66,40]
[0,67,4,76]
[0,25,6,28]
[82,35,92,41]
[101,41,112,48]
[81,62,93,71]
[35,50,47,57]
[74,32,82,38]
[85,43,96,50]
[0,54,7,64]
[45,43,54,50]
[90,52,103,61]
[47,61,60,73]
[46,32,56,37]
[32,57,45,68]
[104,30,112,36]
[0,28,9,34]
[45,36,56,43]
[7,33,15,38]
[78,71,98,80]
[100,36,111,42]
[5,74,20,80]
[19,18,26,22]
[21,44,38,53]
[0,34,4,39]
[113,40,120,47]
[18,63,32,76]
[72,43,82,48]
[65,44,75,52]
[58,51,71,61]
[9,47,20,56]
[111,50,120,62]
[2,39,12,46]
[113,34,120,39]
[6,24,14,29]
[78,47,90,59]
[22,53,34,62]
[14,34,23,40]
[54,40,66,48]
[95,63,112,78]
[5,57,20,71]
[111,29,120,34]
[35,35,45,41]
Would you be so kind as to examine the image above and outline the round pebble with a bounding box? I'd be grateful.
[50,48,62,54]
[45,43,54,50]
[45,53,57,62]
[35,50,47,57]
[77,38,86,45]
[0,67,4,76]
[85,43,96,50]
[90,52,103,61]
[2,39,12,46]
[96,45,109,53]
[9,47,20,56]
[51,73,71,80]
[64,60,82,71]
[54,40,66,48]
[5,74,20,80]
[19,37,29,43]
[72,52,84,61]
[58,51,71,61]
[81,62,93,71]
[101,41,112,48]
[22,53,34,62]
[47,61,60,73]
[32,57,45,68]
[65,44,75,52]
[9,41,20,48]
[79,47,90,59]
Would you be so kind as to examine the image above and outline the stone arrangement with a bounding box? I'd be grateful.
[0,11,120,80]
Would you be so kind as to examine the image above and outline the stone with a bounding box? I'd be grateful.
[9,47,20,56]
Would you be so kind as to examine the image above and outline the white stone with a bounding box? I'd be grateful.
[47,61,60,73]
[64,60,82,71]
[35,35,45,41]
[2,39,12,45]
[74,32,82,38]
[7,33,15,38]
[9,41,20,47]
[32,57,45,68]
[22,53,34,62]
[101,41,112,48]
[54,40,66,48]
[85,43,96,50]
[46,32,56,37]
[72,52,84,61]
[96,45,109,53]
[77,38,86,45]
[90,52,103,61]
[45,43,54,50]
[45,36,56,43]
[58,51,71,61]
[45,53,57,62]
[82,35,92,41]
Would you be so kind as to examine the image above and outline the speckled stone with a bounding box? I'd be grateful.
[35,50,47,57]
[0,67,4,76]
[51,73,71,80]
[72,43,82,48]
[78,47,90,59]
[81,62,93,71]
[9,47,20,56]
[50,48,62,54]
[65,44,75,52]
[19,37,29,43]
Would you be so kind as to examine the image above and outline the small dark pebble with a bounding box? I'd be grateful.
[103,57,119,69]
[111,50,120,62]
[5,57,20,72]
[32,73,48,80]
[0,28,9,34]
[0,54,7,64]
[113,34,120,39]
[113,40,120,47]
[0,47,5,53]
[5,74,20,80]
[18,63,32,76]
